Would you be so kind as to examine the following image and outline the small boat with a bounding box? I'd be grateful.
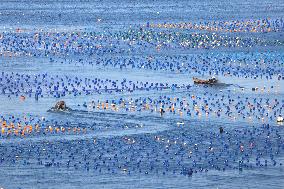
[48,101,72,113]
[277,116,283,123]
[193,77,218,84]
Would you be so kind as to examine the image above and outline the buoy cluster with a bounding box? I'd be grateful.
[0,122,282,177]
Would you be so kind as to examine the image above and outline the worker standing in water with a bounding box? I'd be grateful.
[160,107,165,116]
[219,127,224,134]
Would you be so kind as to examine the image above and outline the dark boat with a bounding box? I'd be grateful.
[48,101,72,113]
[193,77,218,84]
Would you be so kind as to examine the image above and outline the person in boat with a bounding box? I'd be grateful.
[208,77,218,83]
[55,101,67,110]
[49,101,71,111]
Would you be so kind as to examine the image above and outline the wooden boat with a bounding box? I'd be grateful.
[193,77,218,84]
